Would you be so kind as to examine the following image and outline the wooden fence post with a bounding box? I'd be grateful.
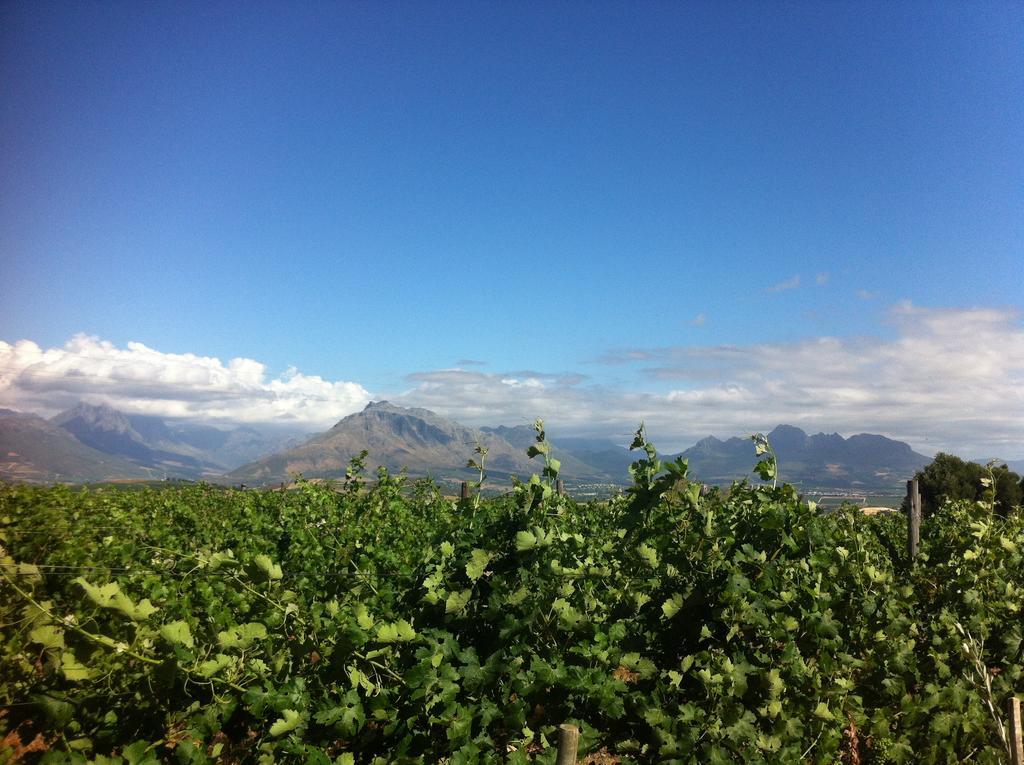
[556,480,565,497]
[1010,696,1023,765]
[555,723,579,765]
[460,481,470,501]
[906,479,921,562]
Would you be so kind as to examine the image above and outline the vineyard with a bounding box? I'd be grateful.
[1,425,1022,764]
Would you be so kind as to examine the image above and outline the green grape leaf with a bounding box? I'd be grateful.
[122,741,159,765]
[217,622,268,649]
[637,543,659,569]
[159,620,194,649]
[269,709,303,737]
[354,603,375,630]
[527,443,550,457]
[207,551,238,570]
[812,702,835,721]
[395,619,416,641]
[465,549,492,581]
[253,554,283,580]
[29,624,65,650]
[445,589,472,615]
[552,598,584,629]
[60,653,94,681]
[507,587,529,606]
[16,562,42,584]
[515,530,537,551]
[75,577,158,621]
[120,597,158,621]
[75,578,120,607]
[662,594,684,619]
[197,654,234,677]
[376,619,416,643]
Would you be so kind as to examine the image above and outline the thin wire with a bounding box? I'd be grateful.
[0,692,138,709]
[2,527,157,535]
[0,563,134,571]
[2,528,353,538]
[0,570,383,579]
[1,529,358,542]
[0,563,402,579]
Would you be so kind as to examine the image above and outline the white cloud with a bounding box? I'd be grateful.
[766,275,801,293]
[396,368,624,434]
[0,334,371,427]
[856,289,876,300]
[3,305,1022,458]
[397,304,1024,457]
[690,312,707,326]
[816,272,830,285]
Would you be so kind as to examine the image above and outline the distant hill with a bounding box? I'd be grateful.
[52,403,221,477]
[478,426,620,480]
[229,401,544,485]
[168,422,309,469]
[675,424,931,489]
[552,436,636,478]
[229,402,639,486]
[48,403,307,479]
[229,405,930,490]
[0,409,155,483]
[1,399,941,490]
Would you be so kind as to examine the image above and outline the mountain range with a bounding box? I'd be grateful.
[226,402,633,487]
[1,400,941,489]
[0,404,307,483]
[676,424,930,489]
[228,402,932,490]
[0,408,157,483]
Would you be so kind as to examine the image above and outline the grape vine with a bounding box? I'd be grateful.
[1,429,1021,763]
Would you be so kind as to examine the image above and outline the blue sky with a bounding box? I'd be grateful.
[1,2,1022,456]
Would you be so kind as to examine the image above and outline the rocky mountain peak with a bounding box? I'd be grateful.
[52,402,136,435]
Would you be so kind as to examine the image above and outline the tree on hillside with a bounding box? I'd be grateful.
[906,452,1023,517]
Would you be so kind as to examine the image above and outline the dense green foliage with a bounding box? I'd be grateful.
[2,427,1022,764]
[906,453,1023,518]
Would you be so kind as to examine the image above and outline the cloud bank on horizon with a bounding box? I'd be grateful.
[1,303,1022,458]
[0,335,372,427]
